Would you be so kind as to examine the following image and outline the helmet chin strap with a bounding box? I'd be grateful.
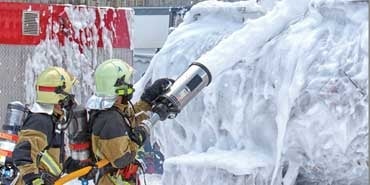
[53,91,76,132]
[53,107,74,133]
[53,107,64,119]
[117,94,132,105]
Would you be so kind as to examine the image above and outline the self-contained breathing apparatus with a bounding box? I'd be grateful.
[68,107,90,162]
[66,106,91,185]
[0,102,27,185]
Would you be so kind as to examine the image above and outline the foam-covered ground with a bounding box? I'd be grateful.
[133,0,368,185]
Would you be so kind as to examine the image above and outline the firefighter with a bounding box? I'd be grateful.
[86,59,173,184]
[12,67,77,185]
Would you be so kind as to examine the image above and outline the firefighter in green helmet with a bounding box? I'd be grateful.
[12,67,78,185]
[86,59,173,185]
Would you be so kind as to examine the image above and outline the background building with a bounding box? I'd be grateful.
[4,0,203,7]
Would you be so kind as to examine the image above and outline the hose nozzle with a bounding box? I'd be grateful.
[150,62,212,124]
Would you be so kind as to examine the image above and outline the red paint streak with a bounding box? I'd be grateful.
[0,2,131,48]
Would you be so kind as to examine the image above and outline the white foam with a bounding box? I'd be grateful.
[134,0,368,185]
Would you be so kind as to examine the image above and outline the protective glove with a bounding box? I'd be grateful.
[23,173,44,185]
[140,78,174,104]
[63,157,93,174]
[129,123,150,147]
[40,172,59,184]
[24,171,59,185]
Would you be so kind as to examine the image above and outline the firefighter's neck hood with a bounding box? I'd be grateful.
[85,94,117,110]
[30,102,54,115]
[30,103,66,121]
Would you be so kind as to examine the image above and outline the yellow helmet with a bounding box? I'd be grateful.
[36,67,77,104]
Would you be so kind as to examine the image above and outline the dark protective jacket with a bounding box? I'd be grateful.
[12,113,64,185]
[91,100,151,185]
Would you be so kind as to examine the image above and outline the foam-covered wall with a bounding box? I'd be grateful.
[133,0,368,184]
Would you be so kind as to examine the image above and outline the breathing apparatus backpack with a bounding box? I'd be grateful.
[55,107,148,185]
[67,106,91,162]
[0,101,28,185]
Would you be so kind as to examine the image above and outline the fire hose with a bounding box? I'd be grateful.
[54,159,109,185]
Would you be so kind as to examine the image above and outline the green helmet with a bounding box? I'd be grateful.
[95,59,134,97]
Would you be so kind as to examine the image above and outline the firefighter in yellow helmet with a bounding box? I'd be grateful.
[12,67,77,185]
[86,59,173,185]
